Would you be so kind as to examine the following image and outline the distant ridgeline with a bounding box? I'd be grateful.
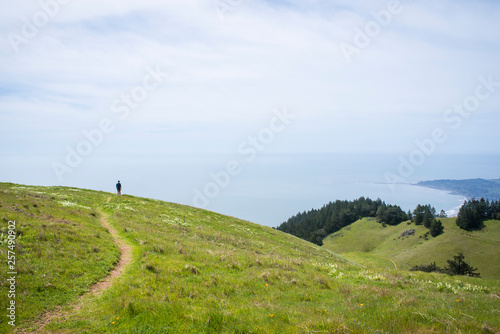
[277,197,409,245]
[417,178,500,201]
[278,195,500,246]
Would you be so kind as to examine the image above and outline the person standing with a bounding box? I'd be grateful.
[116,180,122,195]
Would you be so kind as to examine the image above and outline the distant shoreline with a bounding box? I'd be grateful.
[418,185,470,201]
[416,178,500,202]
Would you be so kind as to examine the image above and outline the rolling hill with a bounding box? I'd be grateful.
[322,217,500,280]
[1,183,499,333]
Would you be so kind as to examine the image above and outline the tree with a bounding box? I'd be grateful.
[413,204,423,225]
[491,200,500,220]
[438,210,447,218]
[410,253,480,278]
[376,203,407,226]
[445,253,480,277]
[407,210,413,221]
[456,198,500,230]
[456,199,484,230]
[312,229,327,246]
[429,219,444,237]
[423,211,433,228]
[413,204,436,226]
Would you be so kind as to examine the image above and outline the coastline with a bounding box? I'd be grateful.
[416,178,500,201]
[416,183,470,201]
[408,184,466,218]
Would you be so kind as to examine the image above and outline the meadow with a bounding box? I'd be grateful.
[0,183,498,333]
[322,217,500,280]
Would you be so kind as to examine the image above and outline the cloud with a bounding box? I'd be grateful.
[1,0,499,162]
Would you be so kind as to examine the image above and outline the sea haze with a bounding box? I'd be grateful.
[186,153,498,226]
[2,153,495,228]
[1,1,500,230]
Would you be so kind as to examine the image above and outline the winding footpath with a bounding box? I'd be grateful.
[18,197,133,333]
[389,259,398,270]
[83,199,133,296]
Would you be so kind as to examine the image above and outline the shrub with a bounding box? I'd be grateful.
[410,262,442,273]
[411,253,480,278]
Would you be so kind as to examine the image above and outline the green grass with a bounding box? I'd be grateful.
[1,183,499,333]
[0,183,120,332]
[322,217,500,279]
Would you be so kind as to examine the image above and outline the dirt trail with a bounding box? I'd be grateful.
[84,202,133,296]
[18,197,133,333]
[389,259,398,270]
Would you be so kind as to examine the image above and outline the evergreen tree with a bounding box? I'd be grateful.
[445,253,480,277]
[376,203,407,226]
[413,204,436,226]
[429,219,444,237]
[456,199,489,230]
[423,211,433,228]
[413,204,423,225]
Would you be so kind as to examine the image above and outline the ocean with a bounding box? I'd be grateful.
[195,179,467,228]
[2,153,498,228]
[104,153,496,227]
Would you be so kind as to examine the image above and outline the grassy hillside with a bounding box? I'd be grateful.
[322,218,500,280]
[1,183,499,333]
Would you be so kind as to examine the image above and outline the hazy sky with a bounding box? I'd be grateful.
[1,0,499,224]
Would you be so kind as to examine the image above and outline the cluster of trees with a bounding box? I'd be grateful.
[411,253,480,277]
[456,198,500,231]
[412,204,444,237]
[277,197,407,245]
[277,197,454,245]
[375,203,407,226]
[278,196,500,247]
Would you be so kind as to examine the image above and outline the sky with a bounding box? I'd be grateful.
[1,0,499,225]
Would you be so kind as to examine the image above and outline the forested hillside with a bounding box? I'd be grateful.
[456,198,500,230]
[276,197,407,245]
